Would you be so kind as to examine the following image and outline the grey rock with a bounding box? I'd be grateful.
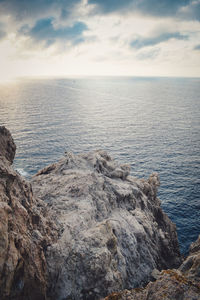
[104,235,200,300]
[104,270,200,300]
[31,150,182,300]
[179,235,200,280]
[0,126,16,164]
[151,268,161,280]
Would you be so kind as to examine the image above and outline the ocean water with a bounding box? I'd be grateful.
[0,76,199,254]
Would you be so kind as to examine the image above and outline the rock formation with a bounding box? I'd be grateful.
[179,235,200,281]
[31,150,182,300]
[0,126,16,164]
[2,126,198,300]
[0,126,57,300]
[104,235,200,300]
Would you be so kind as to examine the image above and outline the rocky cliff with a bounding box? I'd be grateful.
[2,127,198,300]
[0,126,16,165]
[104,235,200,300]
[0,126,58,300]
[31,150,182,300]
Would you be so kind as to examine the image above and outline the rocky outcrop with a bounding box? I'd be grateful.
[179,235,200,281]
[3,127,194,300]
[0,126,58,300]
[0,126,16,164]
[104,235,200,300]
[31,150,182,300]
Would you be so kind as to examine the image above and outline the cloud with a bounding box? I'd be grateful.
[88,0,186,15]
[0,0,81,21]
[0,21,7,41]
[88,0,200,21]
[0,0,199,79]
[136,48,160,60]
[0,0,198,52]
[130,32,188,49]
[0,0,84,40]
[194,44,200,50]
[135,0,190,17]
[21,18,88,46]
[0,29,6,40]
[179,0,200,21]
[1,0,198,26]
[0,1,89,49]
[88,0,133,13]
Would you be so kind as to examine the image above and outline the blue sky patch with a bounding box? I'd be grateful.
[26,18,88,46]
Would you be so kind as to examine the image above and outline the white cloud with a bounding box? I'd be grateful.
[0,1,200,80]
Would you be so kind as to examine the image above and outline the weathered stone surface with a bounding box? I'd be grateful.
[179,235,200,281]
[104,236,200,300]
[0,128,58,300]
[31,150,182,300]
[3,127,194,300]
[0,126,16,164]
[104,269,200,300]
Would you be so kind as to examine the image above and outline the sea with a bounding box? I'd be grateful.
[0,76,199,255]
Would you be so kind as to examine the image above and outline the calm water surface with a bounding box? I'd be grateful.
[0,76,199,254]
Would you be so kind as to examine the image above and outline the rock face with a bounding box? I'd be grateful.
[179,235,200,281]
[104,235,200,300]
[0,126,16,164]
[31,150,182,300]
[0,126,57,300]
[2,127,193,300]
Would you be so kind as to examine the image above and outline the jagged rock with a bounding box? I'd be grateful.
[104,270,200,300]
[179,235,200,281]
[0,126,16,164]
[31,150,182,300]
[151,268,161,280]
[104,235,200,300]
[0,127,58,300]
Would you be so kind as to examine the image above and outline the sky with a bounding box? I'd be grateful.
[0,0,200,80]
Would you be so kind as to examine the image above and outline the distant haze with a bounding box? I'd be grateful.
[0,0,200,80]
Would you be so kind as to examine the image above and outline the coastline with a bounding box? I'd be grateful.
[0,126,199,300]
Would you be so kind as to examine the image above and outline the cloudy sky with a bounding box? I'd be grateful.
[0,0,200,80]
